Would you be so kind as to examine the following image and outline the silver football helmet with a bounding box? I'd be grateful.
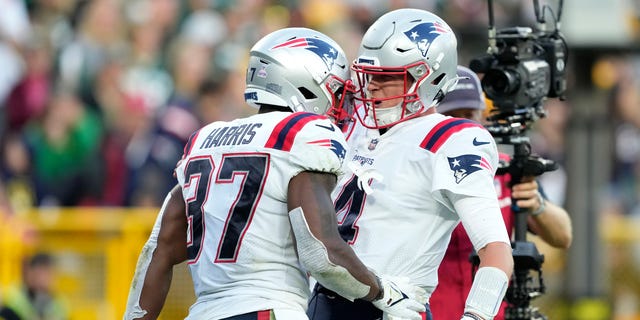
[244,27,354,124]
[351,8,459,129]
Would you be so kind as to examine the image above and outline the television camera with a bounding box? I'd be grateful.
[469,1,568,319]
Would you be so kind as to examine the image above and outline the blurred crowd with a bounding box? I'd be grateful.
[600,56,640,219]
[0,0,638,219]
[0,252,68,320]
[0,0,534,211]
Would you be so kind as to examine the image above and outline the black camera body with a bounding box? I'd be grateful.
[470,26,567,113]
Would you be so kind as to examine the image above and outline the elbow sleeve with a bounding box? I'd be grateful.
[288,207,371,301]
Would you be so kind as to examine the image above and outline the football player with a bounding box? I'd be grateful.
[307,9,514,320]
[123,27,426,320]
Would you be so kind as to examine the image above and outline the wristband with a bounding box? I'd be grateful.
[462,312,484,320]
[531,193,545,216]
[464,267,508,319]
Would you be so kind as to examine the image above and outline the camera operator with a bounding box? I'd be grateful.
[430,66,572,320]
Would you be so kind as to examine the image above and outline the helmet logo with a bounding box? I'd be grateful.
[403,22,449,57]
[271,37,339,70]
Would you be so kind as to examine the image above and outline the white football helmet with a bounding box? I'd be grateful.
[351,8,459,129]
[244,27,354,125]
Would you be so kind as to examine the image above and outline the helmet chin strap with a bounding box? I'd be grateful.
[371,81,429,127]
[374,103,403,126]
[374,100,425,127]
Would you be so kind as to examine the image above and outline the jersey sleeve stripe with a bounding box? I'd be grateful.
[182,129,201,159]
[420,118,482,152]
[257,310,272,320]
[265,112,324,151]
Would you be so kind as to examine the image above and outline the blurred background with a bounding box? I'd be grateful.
[0,0,638,319]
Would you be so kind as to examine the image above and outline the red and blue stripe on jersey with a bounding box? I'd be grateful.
[265,112,327,151]
[420,118,484,152]
[182,130,201,158]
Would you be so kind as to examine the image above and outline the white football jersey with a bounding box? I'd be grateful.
[334,111,509,295]
[175,111,348,319]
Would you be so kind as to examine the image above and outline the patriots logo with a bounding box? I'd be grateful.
[271,37,339,70]
[403,22,449,57]
[448,154,492,184]
[308,139,347,161]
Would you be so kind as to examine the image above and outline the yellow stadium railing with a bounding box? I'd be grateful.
[0,208,194,320]
[3,209,640,320]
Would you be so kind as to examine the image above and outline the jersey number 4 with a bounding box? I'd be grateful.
[334,175,367,244]
[183,153,269,263]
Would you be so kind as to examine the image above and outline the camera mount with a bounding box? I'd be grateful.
[495,133,556,320]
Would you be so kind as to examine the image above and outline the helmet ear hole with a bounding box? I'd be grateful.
[297,87,317,100]
[431,73,445,86]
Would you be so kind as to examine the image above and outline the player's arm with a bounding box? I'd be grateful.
[453,193,514,278]
[124,185,187,320]
[475,242,513,278]
[460,241,513,320]
[287,171,425,319]
[288,171,379,300]
[512,177,572,249]
[452,192,514,320]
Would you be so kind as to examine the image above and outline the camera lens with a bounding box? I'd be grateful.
[482,68,520,99]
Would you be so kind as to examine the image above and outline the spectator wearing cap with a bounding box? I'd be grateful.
[430,66,573,320]
[436,65,487,123]
[0,252,68,320]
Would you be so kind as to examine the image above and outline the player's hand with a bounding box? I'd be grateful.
[372,276,426,320]
[348,161,383,194]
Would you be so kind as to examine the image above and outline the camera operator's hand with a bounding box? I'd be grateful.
[511,177,544,215]
[372,275,426,320]
[513,176,573,249]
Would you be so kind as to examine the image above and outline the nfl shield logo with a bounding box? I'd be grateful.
[368,138,379,150]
